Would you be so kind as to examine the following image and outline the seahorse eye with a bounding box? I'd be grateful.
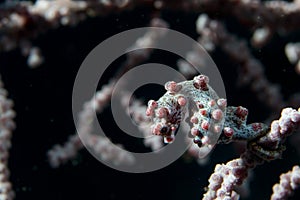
[160,126,169,135]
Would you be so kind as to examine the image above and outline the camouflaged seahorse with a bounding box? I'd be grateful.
[146,75,269,158]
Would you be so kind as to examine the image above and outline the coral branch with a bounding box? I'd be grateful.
[0,77,15,200]
[203,107,300,199]
[271,165,300,200]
